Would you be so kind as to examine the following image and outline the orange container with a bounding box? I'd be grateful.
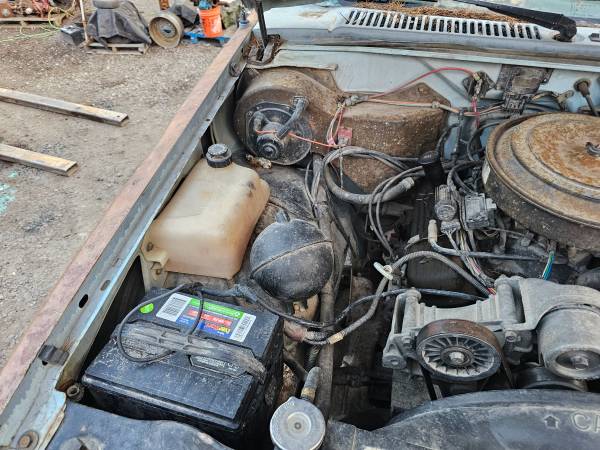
[199,6,223,38]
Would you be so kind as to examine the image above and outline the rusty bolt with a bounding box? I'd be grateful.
[17,431,38,449]
[17,435,32,448]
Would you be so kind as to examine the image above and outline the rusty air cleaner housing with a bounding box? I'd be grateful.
[485,113,600,251]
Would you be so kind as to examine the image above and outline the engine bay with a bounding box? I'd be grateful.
[28,11,600,449]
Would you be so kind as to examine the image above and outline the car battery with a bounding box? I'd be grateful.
[82,290,283,448]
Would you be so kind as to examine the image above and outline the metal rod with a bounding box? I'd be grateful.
[255,0,269,48]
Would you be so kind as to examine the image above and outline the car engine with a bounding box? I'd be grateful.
[77,61,600,449]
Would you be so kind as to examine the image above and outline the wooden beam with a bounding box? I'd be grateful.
[0,143,78,176]
[0,87,128,126]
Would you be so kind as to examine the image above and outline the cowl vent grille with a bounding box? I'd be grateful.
[344,8,543,41]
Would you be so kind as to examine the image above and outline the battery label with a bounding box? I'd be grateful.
[156,293,256,343]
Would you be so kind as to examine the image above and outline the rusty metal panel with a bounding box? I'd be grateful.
[234,67,448,190]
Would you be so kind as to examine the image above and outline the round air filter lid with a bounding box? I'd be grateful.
[485,113,600,250]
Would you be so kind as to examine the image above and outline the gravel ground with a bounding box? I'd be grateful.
[0,8,220,368]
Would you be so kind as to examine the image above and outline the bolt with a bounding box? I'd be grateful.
[448,351,467,366]
[586,142,600,157]
[505,331,518,343]
[293,421,302,430]
[16,431,37,449]
[146,242,154,252]
[570,354,590,370]
[17,435,32,448]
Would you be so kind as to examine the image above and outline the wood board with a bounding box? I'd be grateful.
[0,87,128,126]
[0,143,78,176]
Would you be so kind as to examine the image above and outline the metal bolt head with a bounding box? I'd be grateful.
[16,431,37,449]
[505,331,518,343]
[17,435,32,448]
[448,351,467,366]
[146,242,154,252]
[570,354,591,370]
[586,142,600,157]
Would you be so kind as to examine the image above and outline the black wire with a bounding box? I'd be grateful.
[436,123,459,158]
[447,160,482,197]
[467,120,504,161]
[116,284,204,364]
[335,288,485,324]
[202,284,484,330]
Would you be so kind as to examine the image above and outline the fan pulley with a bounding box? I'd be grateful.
[416,319,502,382]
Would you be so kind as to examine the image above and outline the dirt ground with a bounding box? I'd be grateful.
[0,4,221,368]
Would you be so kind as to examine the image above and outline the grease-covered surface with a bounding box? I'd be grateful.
[0,17,219,369]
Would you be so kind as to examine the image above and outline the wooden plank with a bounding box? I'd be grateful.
[86,41,148,55]
[0,143,78,176]
[0,87,128,126]
[0,14,64,27]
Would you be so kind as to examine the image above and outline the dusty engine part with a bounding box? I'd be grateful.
[515,365,587,391]
[416,319,503,382]
[460,193,497,230]
[244,96,312,165]
[485,113,600,251]
[405,191,466,292]
[538,308,600,380]
[495,65,553,114]
[148,11,183,49]
[86,0,152,46]
[434,184,457,222]
[383,278,600,380]
[577,267,600,290]
[250,213,334,302]
[270,397,326,450]
[234,68,448,190]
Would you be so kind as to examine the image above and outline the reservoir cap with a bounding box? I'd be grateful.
[207,143,232,168]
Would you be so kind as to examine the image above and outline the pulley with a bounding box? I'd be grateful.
[416,319,502,382]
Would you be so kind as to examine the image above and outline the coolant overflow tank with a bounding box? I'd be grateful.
[145,144,270,279]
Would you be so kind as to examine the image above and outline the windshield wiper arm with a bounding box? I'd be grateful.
[452,0,578,42]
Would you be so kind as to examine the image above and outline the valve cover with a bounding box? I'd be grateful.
[484,113,600,250]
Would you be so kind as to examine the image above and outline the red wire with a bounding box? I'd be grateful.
[370,67,476,99]
[289,132,338,148]
[256,130,337,148]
